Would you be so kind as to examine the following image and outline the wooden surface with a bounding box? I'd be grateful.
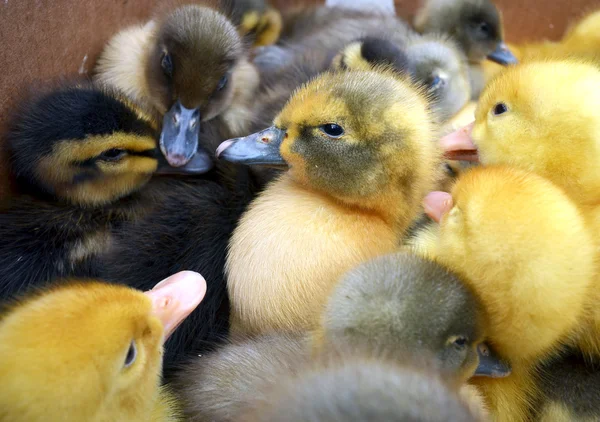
[0,0,597,196]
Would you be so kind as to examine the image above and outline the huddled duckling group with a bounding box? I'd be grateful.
[2,0,600,420]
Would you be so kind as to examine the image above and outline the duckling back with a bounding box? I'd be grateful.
[239,354,482,422]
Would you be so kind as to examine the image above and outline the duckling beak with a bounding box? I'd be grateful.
[474,343,511,378]
[216,126,287,167]
[160,100,201,167]
[439,122,479,161]
[155,147,214,175]
[487,42,518,66]
[145,271,207,342]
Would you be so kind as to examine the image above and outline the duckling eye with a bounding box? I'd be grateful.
[452,336,468,348]
[98,148,127,162]
[428,75,446,91]
[124,341,137,368]
[478,22,490,36]
[320,123,345,139]
[216,75,228,92]
[161,52,173,78]
[492,102,508,116]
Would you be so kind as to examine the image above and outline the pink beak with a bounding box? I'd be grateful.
[144,271,207,342]
[440,122,479,162]
[423,191,454,223]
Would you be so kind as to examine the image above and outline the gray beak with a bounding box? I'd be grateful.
[474,343,511,378]
[160,100,201,167]
[487,42,518,66]
[216,126,287,166]
[155,147,213,175]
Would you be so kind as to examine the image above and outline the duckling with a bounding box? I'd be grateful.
[229,0,282,47]
[217,68,441,335]
[441,60,600,361]
[94,2,259,168]
[0,270,206,422]
[410,166,596,422]
[313,251,509,384]
[331,34,471,123]
[0,83,166,297]
[534,347,600,422]
[413,0,517,98]
[240,354,484,422]
[174,252,509,421]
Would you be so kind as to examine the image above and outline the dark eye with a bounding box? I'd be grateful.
[216,75,228,92]
[98,148,127,162]
[478,22,490,35]
[452,336,468,348]
[493,103,508,116]
[124,341,137,368]
[320,123,345,138]
[161,52,173,78]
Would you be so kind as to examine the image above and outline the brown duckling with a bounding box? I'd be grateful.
[410,166,596,422]
[95,2,259,168]
[0,271,206,422]
[217,68,441,336]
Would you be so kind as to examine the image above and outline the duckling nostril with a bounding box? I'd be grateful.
[261,137,270,144]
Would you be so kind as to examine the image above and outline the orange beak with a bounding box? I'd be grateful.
[144,271,207,342]
[440,122,479,161]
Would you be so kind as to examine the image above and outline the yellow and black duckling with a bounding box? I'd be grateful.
[410,166,596,422]
[534,347,600,422]
[217,68,441,335]
[239,354,484,422]
[413,0,517,97]
[0,83,250,379]
[0,270,206,422]
[94,1,260,169]
[0,83,162,297]
[229,0,282,47]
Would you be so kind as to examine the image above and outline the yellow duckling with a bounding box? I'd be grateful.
[440,60,600,357]
[0,271,206,422]
[217,68,441,335]
[409,165,595,422]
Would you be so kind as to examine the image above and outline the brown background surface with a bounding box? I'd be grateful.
[0,0,597,196]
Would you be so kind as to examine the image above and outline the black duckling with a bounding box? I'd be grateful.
[413,0,517,97]
[95,2,260,168]
[98,162,261,379]
[535,348,600,421]
[0,83,163,297]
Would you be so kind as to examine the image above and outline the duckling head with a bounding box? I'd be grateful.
[414,0,517,65]
[5,85,199,207]
[317,251,510,383]
[331,37,414,75]
[147,5,245,167]
[405,34,471,122]
[0,272,206,421]
[419,166,595,363]
[217,69,440,227]
[440,60,600,205]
